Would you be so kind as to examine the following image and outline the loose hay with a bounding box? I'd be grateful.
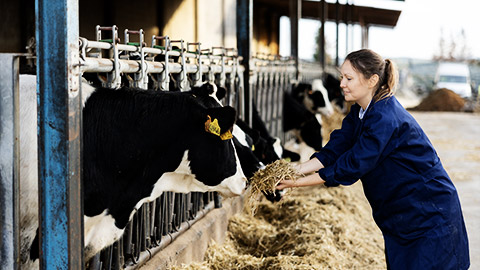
[244,159,301,215]
[321,107,346,143]
[174,183,385,270]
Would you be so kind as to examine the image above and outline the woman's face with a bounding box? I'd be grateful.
[339,60,376,109]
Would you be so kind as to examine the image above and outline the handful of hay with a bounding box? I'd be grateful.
[244,159,301,215]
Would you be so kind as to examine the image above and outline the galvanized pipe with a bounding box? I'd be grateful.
[0,54,21,270]
[123,202,215,270]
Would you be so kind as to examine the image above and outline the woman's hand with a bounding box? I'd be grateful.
[276,179,297,190]
[295,158,324,175]
[276,173,325,190]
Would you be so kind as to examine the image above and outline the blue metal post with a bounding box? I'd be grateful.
[35,0,84,268]
[0,54,21,270]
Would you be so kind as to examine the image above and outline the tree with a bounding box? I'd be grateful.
[433,28,471,61]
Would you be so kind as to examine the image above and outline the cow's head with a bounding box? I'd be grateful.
[177,105,246,197]
[232,125,264,178]
[292,80,334,117]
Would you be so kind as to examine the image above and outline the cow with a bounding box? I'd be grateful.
[188,83,292,202]
[283,92,324,151]
[19,76,247,267]
[291,79,334,117]
[323,73,345,111]
[185,82,265,179]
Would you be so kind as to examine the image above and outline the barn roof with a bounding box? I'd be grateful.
[255,0,402,28]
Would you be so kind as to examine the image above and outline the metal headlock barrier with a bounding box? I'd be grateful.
[80,26,246,269]
[80,27,324,269]
[250,55,296,142]
[250,55,324,143]
[1,23,325,270]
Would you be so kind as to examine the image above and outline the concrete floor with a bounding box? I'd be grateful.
[411,111,480,269]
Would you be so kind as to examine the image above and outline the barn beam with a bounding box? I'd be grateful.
[36,0,84,268]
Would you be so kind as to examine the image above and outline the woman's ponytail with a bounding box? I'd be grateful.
[373,58,398,102]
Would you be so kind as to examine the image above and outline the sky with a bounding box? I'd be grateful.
[279,0,480,61]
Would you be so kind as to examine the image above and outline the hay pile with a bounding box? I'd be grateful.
[321,105,347,143]
[244,160,300,215]
[174,183,385,270]
[410,88,466,111]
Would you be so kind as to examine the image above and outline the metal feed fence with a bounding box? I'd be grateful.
[250,57,324,143]
[1,24,324,270]
[78,25,245,269]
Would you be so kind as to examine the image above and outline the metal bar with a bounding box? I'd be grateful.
[289,0,301,80]
[335,0,340,67]
[36,0,84,268]
[237,0,253,125]
[320,0,326,72]
[81,57,242,75]
[123,201,215,270]
[0,54,21,270]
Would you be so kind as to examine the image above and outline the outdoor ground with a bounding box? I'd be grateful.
[410,111,480,269]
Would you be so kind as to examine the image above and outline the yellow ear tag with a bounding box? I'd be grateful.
[251,144,255,151]
[205,115,221,136]
[220,130,233,140]
[205,115,233,140]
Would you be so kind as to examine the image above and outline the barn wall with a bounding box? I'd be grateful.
[0,0,35,53]
[79,0,160,43]
[0,0,280,57]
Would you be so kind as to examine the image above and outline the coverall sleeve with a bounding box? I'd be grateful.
[311,107,357,167]
[318,109,396,187]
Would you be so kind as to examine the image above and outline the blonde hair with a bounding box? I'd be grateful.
[345,49,398,102]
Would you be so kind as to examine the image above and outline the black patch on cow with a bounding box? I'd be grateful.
[309,91,326,110]
[282,149,301,162]
[283,93,323,151]
[236,118,280,165]
[82,87,238,229]
[29,228,39,260]
[291,83,312,104]
[299,116,323,151]
[324,73,345,109]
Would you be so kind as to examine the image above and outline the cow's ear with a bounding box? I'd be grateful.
[206,106,236,133]
[216,86,226,101]
[200,82,216,95]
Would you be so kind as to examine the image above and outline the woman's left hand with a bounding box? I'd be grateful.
[276,173,326,190]
[276,179,297,190]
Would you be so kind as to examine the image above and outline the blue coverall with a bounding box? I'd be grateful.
[312,96,470,269]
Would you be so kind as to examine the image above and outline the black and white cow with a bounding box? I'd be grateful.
[291,79,334,117]
[20,77,247,266]
[186,82,264,179]
[283,92,324,151]
[183,83,290,204]
[190,84,293,202]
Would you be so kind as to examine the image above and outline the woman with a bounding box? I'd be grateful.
[277,49,470,269]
